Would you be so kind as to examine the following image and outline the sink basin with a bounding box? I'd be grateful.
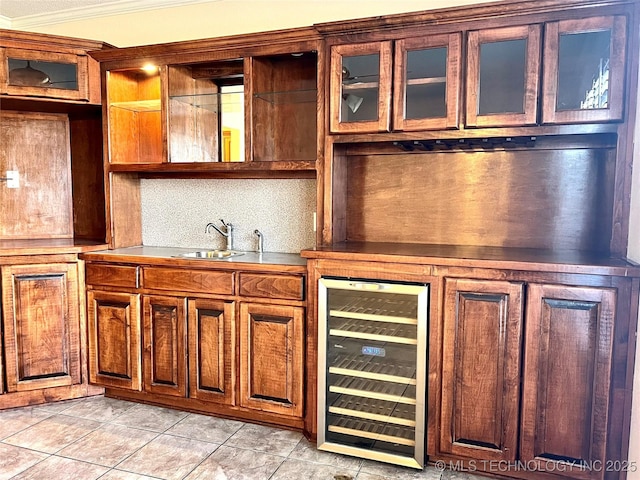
[175,250,245,259]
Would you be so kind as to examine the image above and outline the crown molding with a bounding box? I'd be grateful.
[9,0,221,29]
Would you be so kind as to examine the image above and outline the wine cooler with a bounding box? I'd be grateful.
[317,277,429,469]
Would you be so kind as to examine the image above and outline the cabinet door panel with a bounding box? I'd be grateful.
[542,16,626,124]
[87,290,142,390]
[2,263,81,392]
[466,25,541,127]
[522,284,615,479]
[441,279,523,460]
[239,303,304,417]
[143,295,187,397]
[330,42,392,134]
[188,299,235,405]
[393,33,461,131]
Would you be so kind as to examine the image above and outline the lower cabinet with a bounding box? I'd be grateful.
[188,298,236,405]
[1,262,82,392]
[84,261,306,427]
[521,284,615,479]
[440,278,617,480]
[441,278,524,460]
[143,295,187,397]
[239,302,305,417]
[87,290,142,390]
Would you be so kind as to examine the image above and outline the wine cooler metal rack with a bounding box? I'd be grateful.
[317,277,429,469]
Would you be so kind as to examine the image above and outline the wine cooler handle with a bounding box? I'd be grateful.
[348,282,389,290]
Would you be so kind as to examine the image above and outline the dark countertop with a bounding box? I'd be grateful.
[301,242,640,277]
[0,239,109,256]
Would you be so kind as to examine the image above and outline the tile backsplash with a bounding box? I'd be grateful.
[140,178,316,253]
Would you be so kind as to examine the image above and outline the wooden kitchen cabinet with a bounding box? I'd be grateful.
[393,33,461,131]
[239,302,305,417]
[87,290,142,391]
[1,262,82,392]
[440,278,524,461]
[521,284,616,479]
[542,15,626,124]
[143,295,187,397]
[329,41,392,133]
[188,298,236,405]
[0,29,106,104]
[466,25,541,127]
[106,67,163,164]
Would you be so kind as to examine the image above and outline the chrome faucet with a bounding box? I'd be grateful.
[254,229,264,254]
[205,219,233,251]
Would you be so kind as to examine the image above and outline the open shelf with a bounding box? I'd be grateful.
[169,92,244,112]
[110,99,161,113]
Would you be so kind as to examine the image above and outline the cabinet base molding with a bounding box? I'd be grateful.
[104,388,305,432]
[0,384,104,410]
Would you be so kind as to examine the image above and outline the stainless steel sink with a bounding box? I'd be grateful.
[174,250,245,259]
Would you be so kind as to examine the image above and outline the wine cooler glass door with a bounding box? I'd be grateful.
[317,278,429,469]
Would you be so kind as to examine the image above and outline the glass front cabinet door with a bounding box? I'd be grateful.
[330,42,392,134]
[393,33,461,131]
[542,16,626,124]
[0,48,89,101]
[466,25,541,127]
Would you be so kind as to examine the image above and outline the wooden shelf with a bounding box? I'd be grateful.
[108,160,316,178]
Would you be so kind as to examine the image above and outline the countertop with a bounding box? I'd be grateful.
[80,246,307,273]
[301,242,640,277]
[0,239,109,256]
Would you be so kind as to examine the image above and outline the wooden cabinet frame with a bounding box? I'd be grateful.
[393,33,461,131]
[87,290,142,390]
[329,41,393,134]
[441,278,524,461]
[143,295,187,397]
[1,263,81,392]
[188,298,236,405]
[466,24,541,127]
[0,47,89,101]
[542,15,626,124]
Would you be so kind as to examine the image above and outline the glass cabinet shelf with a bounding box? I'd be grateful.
[254,89,316,104]
[169,92,243,113]
[110,99,160,112]
[406,76,446,86]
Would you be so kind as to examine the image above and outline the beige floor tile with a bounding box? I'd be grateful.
[0,443,49,480]
[10,455,109,480]
[61,396,137,422]
[291,438,363,470]
[184,445,285,480]
[0,407,52,440]
[3,414,101,454]
[99,470,159,480]
[225,423,303,457]
[271,458,360,480]
[111,403,188,432]
[32,398,87,414]
[58,423,158,467]
[166,412,244,444]
[116,433,218,480]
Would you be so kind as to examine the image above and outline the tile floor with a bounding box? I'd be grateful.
[0,395,476,480]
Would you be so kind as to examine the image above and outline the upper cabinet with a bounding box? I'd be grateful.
[0,29,108,105]
[465,25,541,128]
[542,15,626,124]
[325,9,630,134]
[95,29,321,175]
[329,35,461,133]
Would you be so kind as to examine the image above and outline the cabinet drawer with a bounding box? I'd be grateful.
[86,263,138,288]
[143,267,234,295]
[239,273,304,300]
